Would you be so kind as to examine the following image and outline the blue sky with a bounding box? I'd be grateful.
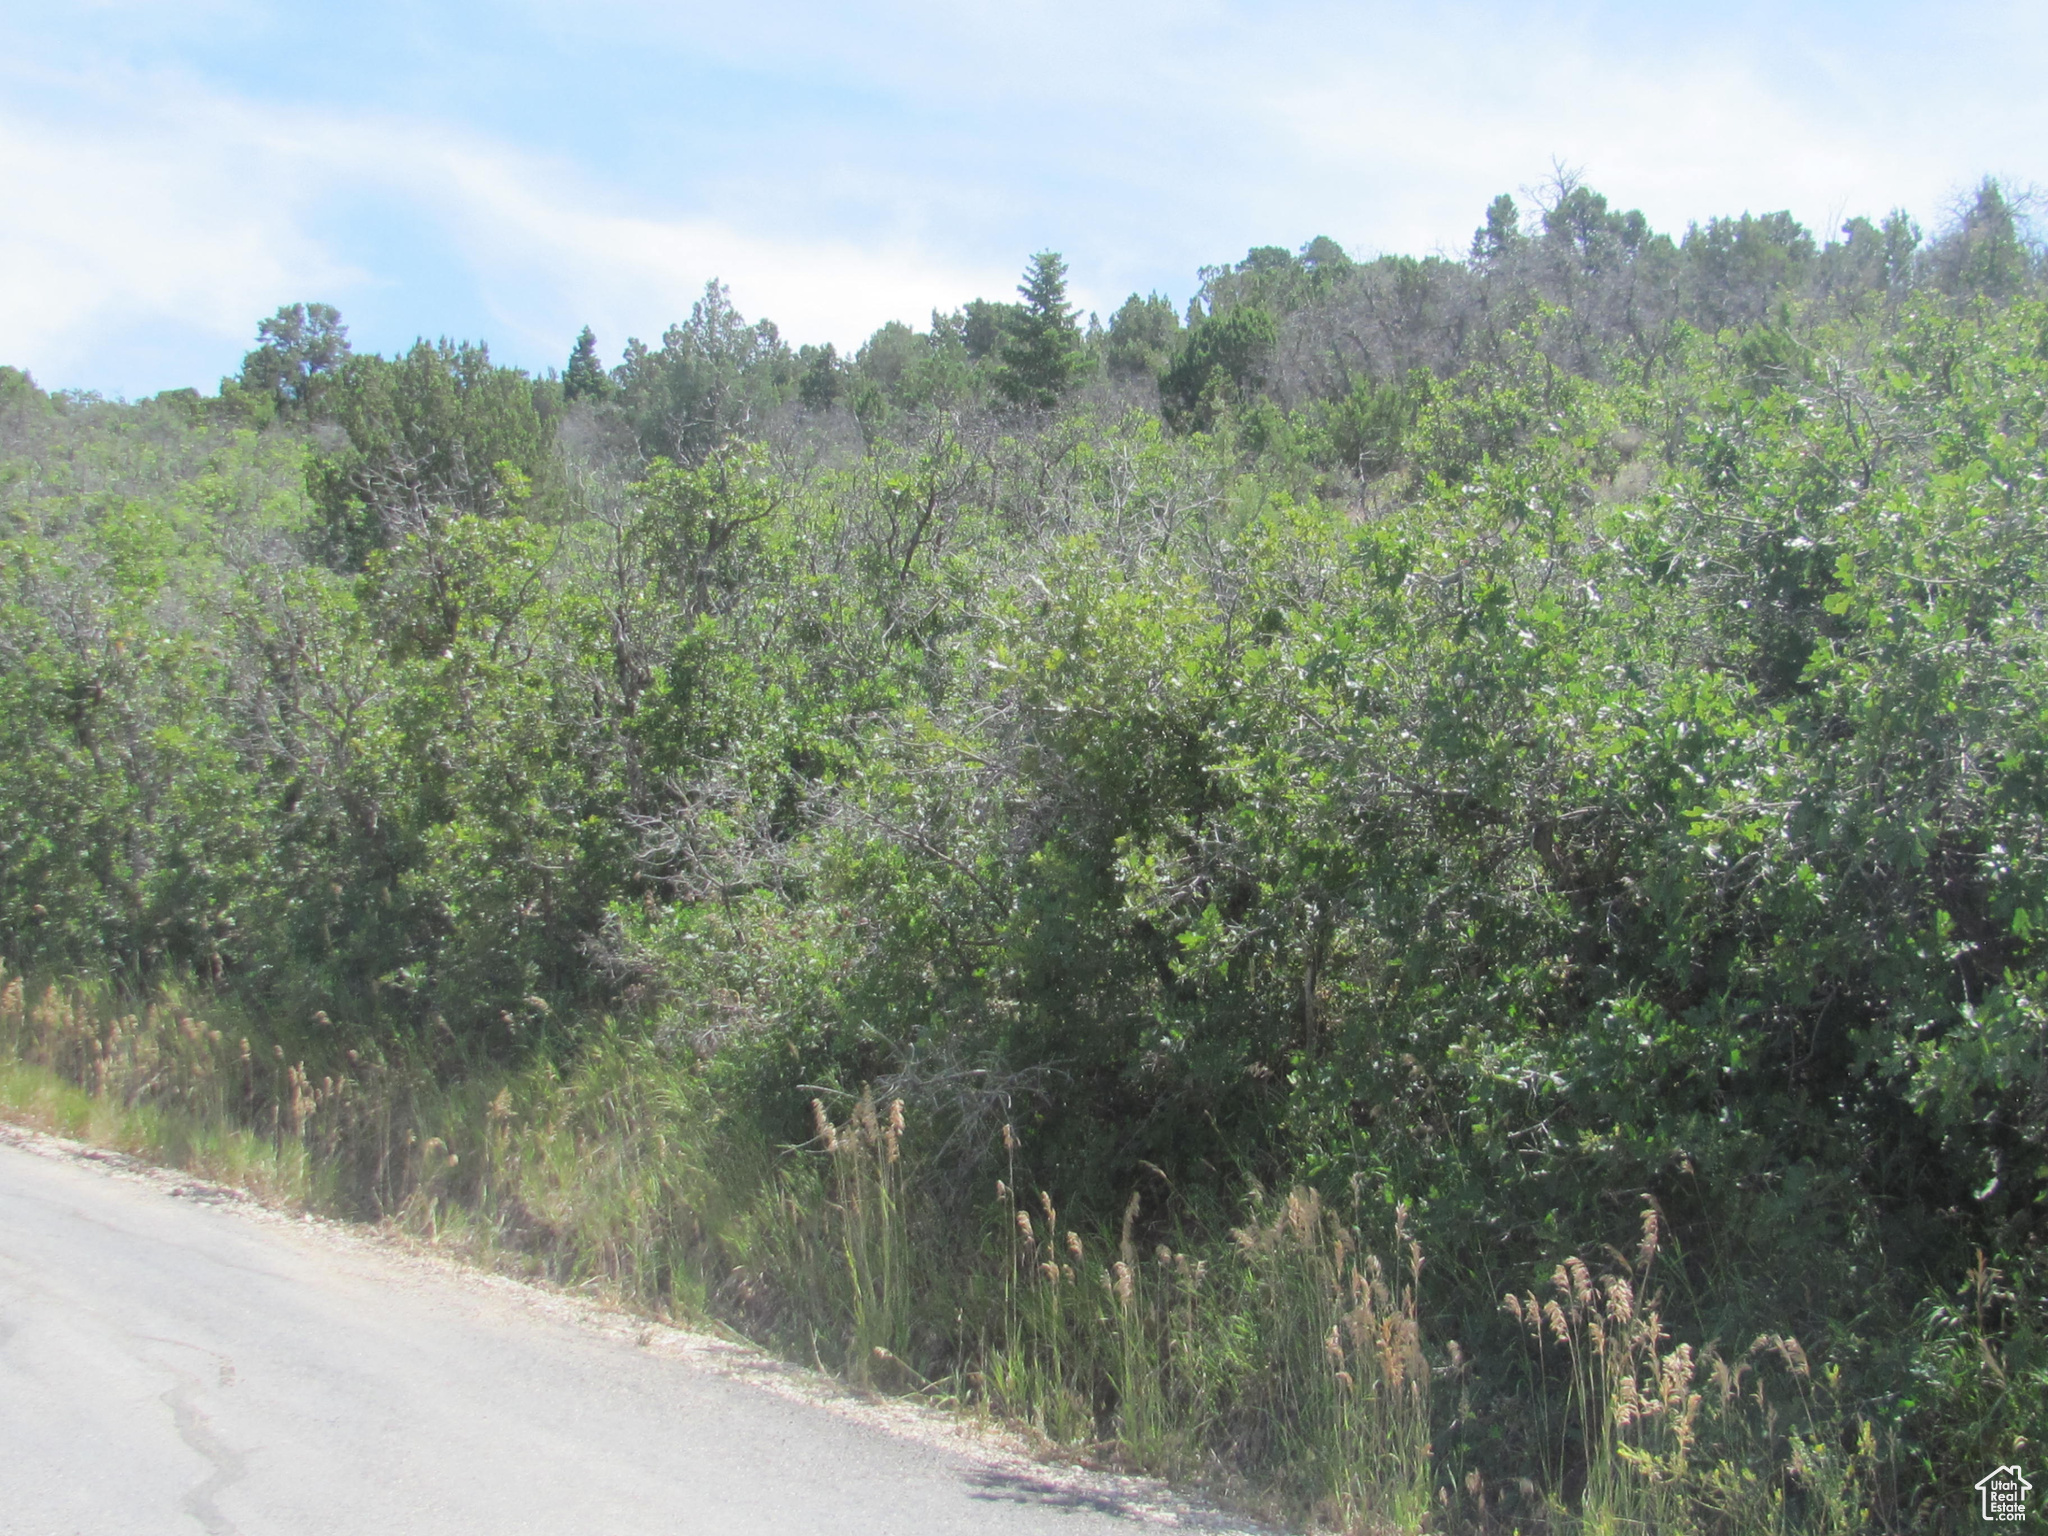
[3,0,2043,397]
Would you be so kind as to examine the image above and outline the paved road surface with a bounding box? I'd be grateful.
[0,1128,1259,1536]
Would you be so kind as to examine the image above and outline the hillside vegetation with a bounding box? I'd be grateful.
[4,178,2045,1532]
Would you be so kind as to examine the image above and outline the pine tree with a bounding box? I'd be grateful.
[997,251,1088,409]
[564,326,611,402]
[1470,194,1525,263]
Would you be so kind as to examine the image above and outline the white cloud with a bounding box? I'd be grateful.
[1256,32,1946,255]
[323,124,1018,356]
[0,63,1012,392]
[3,3,2044,392]
[528,0,2045,299]
[0,87,360,389]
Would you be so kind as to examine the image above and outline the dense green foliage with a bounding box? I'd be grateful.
[5,178,2047,1529]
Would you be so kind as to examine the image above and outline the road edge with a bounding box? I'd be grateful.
[0,1114,1277,1534]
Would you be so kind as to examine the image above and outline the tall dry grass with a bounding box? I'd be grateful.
[1500,1207,1881,1535]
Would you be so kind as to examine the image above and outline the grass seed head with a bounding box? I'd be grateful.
[1763,1333,1810,1377]
[809,1098,838,1152]
[884,1099,904,1163]
[1603,1274,1635,1326]
[1710,1352,1744,1408]
[1661,1342,1697,1407]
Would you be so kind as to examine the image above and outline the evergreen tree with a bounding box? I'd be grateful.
[1470,194,1524,262]
[1926,179,2033,299]
[1158,303,1276,428]
[797,342,842,410]
[564,326,611,402]
[1102,292,1181,379]
[997,251,1088,409]
[962,298,1020,361]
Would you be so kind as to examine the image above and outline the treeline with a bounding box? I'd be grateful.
[3,177,2046,1528]
[198,177,2034,470]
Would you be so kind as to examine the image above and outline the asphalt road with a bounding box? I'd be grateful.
[0,1128,1259,1536]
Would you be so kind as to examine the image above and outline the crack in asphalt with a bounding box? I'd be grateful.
[160,1368,248,1535]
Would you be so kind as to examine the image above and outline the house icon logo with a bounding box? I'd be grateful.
[1978,1465,2032,1523]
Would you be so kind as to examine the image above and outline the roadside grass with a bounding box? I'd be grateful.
[0,1055,312,1202]
[0,967,1934,1533]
